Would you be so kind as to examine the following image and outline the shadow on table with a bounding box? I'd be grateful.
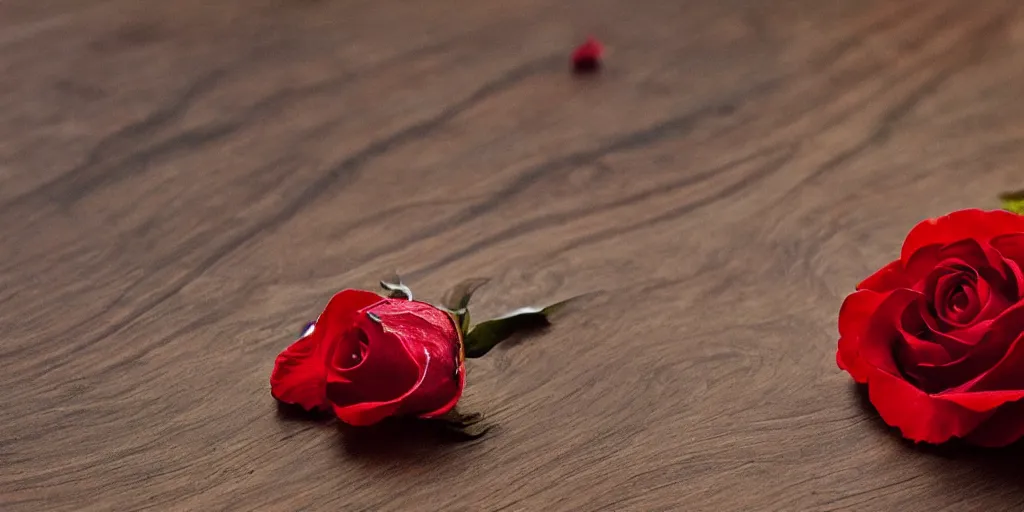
[276,402,484,463]
[276,401,335,423]
[852,384,1024,488]
[336,418,486,461]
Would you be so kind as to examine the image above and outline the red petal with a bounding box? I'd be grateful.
[902,244,942,290]
[332,401,404,427]
[270,333,329,411]
[330,344,431,427]
[946,302,1024,393]
[857,259,907,292]
[867,366,992,444]
[858,288,923,375]
[269,289,383,411]
[325,299,465,425]
[855,291,996,443]
[325,320,422,410]
[362,300,464,417]
[901,209,1024,265]
[897,329,952,369]
[418,361,466,419]
[936,390,1024,413]
[992,233,1024,293]
[992,233,1024,265]
[836,289,886,383]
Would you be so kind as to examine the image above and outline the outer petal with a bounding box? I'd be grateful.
[867,367,992,444]
[857,260,908,292]
[901,209,1024,265]
[269,289,383,411]
[858,289,923,375]
[270,332,328,411]
[417,360,466,419]
[836,289,886,383]
[935,390,1024,413]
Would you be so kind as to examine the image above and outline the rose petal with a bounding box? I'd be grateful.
[331,346,433,427]
[368,301,461,369]
[895,303,978,392]
[920,306,985,350]
[932,271,972,326]
[326,299,465,426]
[857,260,907,292]
[270,332,328,411]
[993,233,1024,270]
[946,302,1024,394]
[836,289,887,383]
[364,300,465,417]
[867,366,993,444]
[992,233,1024,296]
[897,331,952,378]
[902,244,942,291]
[974,274,1014,323]
[937,241,1019,312]
[937,238,1007,279]
[326,318,422,409]
[858,288,923,375]
[417,361,466,419]
[906,302,1024,399]
[936,390,1024,412]
[909,318,1007,392]
[269,289,383,411]
[858,293,995,443]
[901,209,1024,265]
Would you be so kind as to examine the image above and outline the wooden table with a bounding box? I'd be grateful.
[3,0,1024,510]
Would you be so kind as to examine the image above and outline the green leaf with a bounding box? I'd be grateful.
[1000,190,1024,214]
[462,297,576,358]
[380,274,413,300]
[441,277,490,332]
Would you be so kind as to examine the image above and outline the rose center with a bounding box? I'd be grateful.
[335,328,370,370]
[935,272,981,326]
[949,288,969,312]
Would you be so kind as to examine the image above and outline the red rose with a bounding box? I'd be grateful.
[270,290,465,426]
[838,209,1024,446]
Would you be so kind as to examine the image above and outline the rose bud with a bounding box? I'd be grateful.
[837,209,1024,446]
[270,289,464,427]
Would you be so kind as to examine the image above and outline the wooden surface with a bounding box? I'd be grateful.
[3,0,1024,510]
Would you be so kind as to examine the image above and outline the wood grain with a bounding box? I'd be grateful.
[3,0,1024,510]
